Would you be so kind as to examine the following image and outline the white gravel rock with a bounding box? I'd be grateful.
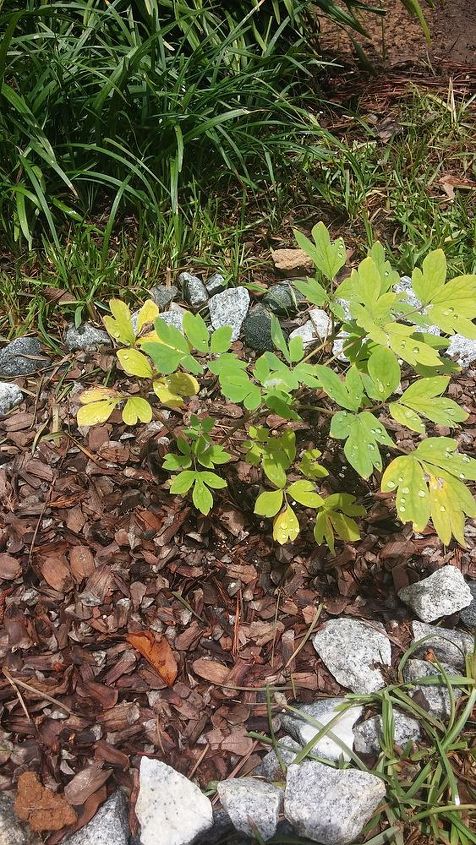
[62,792,129,845]
[209,286,250,340]
[398,566,472,622]
[313,618,392,693]
[254,736,302,781]
[353,710,421,755]
[289,308,332,349]
[281,698,362,762]
[160,304,189,333]
[217,778,282,841]
[446,334,476,368]
[65,323,110,351]
[403,658,461,719]
[0,382,22,416]
[136,758,213,845]
[411,620,474,668]
[284,761,386,845]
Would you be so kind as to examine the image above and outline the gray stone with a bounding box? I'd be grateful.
[398,566,472,622]
[281,698,362,762]
[65,323,110,352]
[136,758,213,845]
[289,308,332,350]
[217,778,282,842]
[179,272,208,311]
[411,621,474,668]
[0,793,41,845]
[254,736,302,781]
[209,287,250,341]
[0,382,22,416]
[63,792,129,845]
[447,335,476,369]
[312,619,392,694]
[160,304,188,333]
[148,285,178,310]
[205,273,226,296]
[394,276,440,335]
[284,761,386,845]
[0,337,50,377]
[403,658,461,719]
[460,581,476,628]
[241,305,274,352]
[262,283,301,316]
[332,332,350,362]
[353,710,421,755]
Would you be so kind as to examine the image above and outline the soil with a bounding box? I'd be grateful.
[317,0,476,67]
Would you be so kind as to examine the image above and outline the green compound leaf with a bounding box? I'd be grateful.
[103,298,136,346]
[412,250,476,338]
[183,312,209,353]
[414,438,476,481]
[210,326,233,354]
[142,317,202,375]
[162,452,192,470]
[170,470,196,494]
[273,505,300,545]
[294,222,346,282]
[271,315,291,362]
[330,410,394,479]
[298,448,329,480]
[313,493,365,554]
[198,471,227,490]
[412,249,447,304]
[287,480,324,508]
[365,347,401,401]
[389,376,468,434]
[381,455,430,531]
[254,489,284,517]
[314,365,363,411]
[122,397,153,425]
[192,479,214,515]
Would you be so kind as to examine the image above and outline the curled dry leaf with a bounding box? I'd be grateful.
[126,630,178,686]
[14,772,77,832]
[0,553,21,580]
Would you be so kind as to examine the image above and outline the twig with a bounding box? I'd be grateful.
[284,604,323,670]
[2,667,75,716]
[188,744,209,779]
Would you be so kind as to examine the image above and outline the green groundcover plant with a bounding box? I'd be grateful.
[77,222,476,551]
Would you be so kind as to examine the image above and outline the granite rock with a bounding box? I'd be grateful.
[0,793,41,845]
[241,305,274,352]
[217,778,282,841]
[205,273,226,296]
[282,698,362,762]
[262,283,301,316]
[254,736,302,781]
[447,335,476,368]
[0,382,22,416]
[398,566,472,622]
[136,758,213,845]
[460,580,476,628]
[65,323,110,352]
[403,658,461,719]
[313,618,392,693]
[284,761,386,845]
[289,308,331,349]
[411,620,474,668]
[62,792,129,845]
[179,272,208,311]
[353,710,421,755]
[0,337,50,377]
[160,304,189,332]
[148,285,178,310]
[209,287,250,341]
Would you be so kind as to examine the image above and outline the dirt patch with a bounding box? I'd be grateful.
[317,0,476,67]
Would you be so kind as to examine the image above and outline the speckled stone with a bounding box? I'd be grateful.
[217,779,282,842]
[205,273,226,296]
[0,793,41,845]
[179,272,208,311]
[411,621,474,668]
[254,736,302,781]
[160,304,189,333]
[284,761,386,845]
[460,581,476,628]
[148,285,178,310]
[0,383,22,416]
[241,305,274,352]
[281,698,362,762]
[208,287,250,341]
[403,658,461,719]
[447,335,476,368]
[262,283,302,316]
[353,710,421,755]
[62,793,129,845]
[313,618,392,694]
[136,758,213,845]
[398,566,472,622]
[289,308,332,349]
[0,337,50,377]
[65,323,110,351]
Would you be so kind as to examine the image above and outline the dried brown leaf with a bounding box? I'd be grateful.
[126,630,178,686]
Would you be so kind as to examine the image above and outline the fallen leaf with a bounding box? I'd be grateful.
[69,546,95,581]
[64,764,111,806]
[39,554,73,593]
[192,658,230,684]
[0,553,21,580]
[14,772,77,832]
[126,630,178,686]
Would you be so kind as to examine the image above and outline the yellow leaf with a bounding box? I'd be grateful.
[77,400,118,426]
[122,397,153,425]
[103,299,135,345]
[166,372,199,397]
[117,348,153,379]
[137,330,162,346]
[273,505,300,545]
[137,299,160,333]
[78,387,120,404]
[152,380,183,409]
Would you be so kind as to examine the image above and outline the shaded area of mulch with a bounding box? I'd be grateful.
[1,344,476,840]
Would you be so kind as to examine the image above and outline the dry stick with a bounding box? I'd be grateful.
[3,668,34,726]
[187,743,209,779]
[284,603,323,670]
[2,667,75,717]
